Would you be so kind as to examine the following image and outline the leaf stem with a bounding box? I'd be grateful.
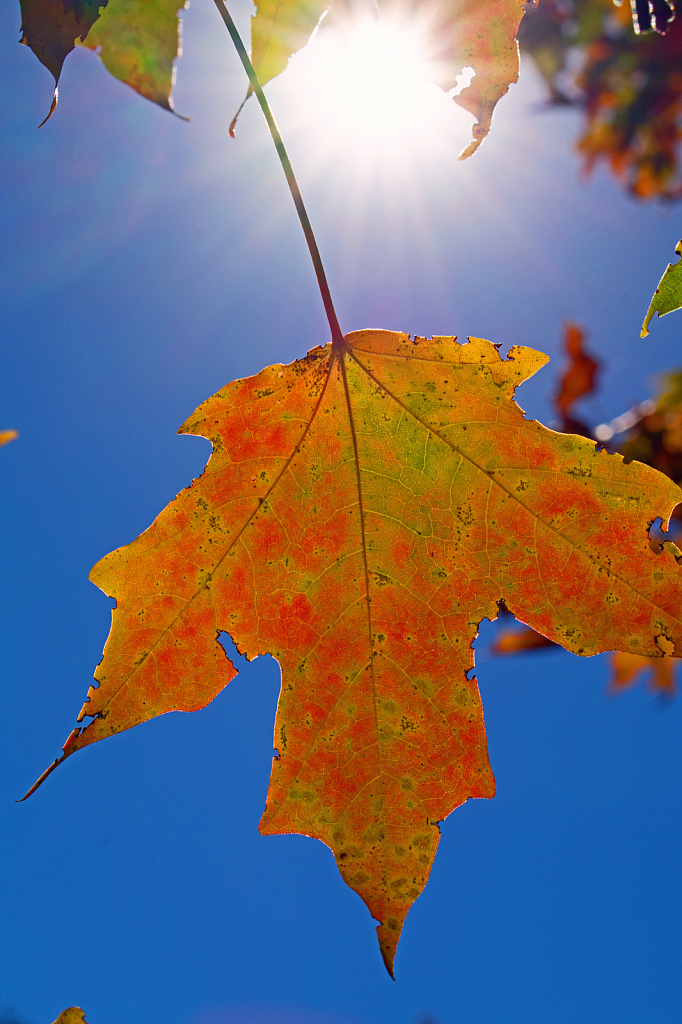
[213,0,344,347]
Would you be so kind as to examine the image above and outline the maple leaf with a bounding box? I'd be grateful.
[493,332,682,687]
[51,1010,88,1024]
[18,0,186,121]
[26,331,682,972]
[430,0,528,158]
[609,650,677,695]
[641,241,682,336]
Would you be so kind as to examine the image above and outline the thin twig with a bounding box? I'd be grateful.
[213,0,344,347]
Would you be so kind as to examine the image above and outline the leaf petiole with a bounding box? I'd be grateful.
[213,0,344,347]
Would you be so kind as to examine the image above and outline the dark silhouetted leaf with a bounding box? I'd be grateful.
[629,0,675,36]
[19,0,107,121]
[19,0,106,81]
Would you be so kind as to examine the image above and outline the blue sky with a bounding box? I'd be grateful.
[1,3,681,1023]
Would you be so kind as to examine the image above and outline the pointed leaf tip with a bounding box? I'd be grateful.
[449,0,527,158]
[377,919,400,978]
[37,88,58,129]
[17,727,81,801]
[229,96,248,138]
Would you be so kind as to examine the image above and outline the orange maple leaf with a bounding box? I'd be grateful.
[27,332,682,973]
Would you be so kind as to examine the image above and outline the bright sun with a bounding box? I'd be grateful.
[277,12,475,173]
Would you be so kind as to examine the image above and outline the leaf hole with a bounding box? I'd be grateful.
[648,513,682,552]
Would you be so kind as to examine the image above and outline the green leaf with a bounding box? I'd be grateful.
[250,0,330,96]
[78,0,188,113]
[641,240,682,337]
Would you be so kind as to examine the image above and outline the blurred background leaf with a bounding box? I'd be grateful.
[519,0,682,200]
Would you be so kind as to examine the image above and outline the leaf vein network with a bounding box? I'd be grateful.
[339,349,389,917]
[80,351,337,728]
[350,350,682,628]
